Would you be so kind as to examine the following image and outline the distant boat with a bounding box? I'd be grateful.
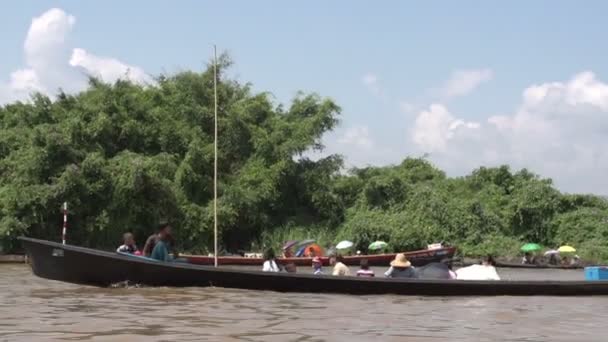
[183,246,457,267]
[19,237,608,296]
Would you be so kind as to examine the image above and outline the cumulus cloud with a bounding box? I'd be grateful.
[338,126,374,149]
[412,104,480,152]
[0,8,150,105]
[441,68,493,98]
[70,48,153,85]
[411,71,608,194]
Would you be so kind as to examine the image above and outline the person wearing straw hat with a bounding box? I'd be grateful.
[385,253,418,278]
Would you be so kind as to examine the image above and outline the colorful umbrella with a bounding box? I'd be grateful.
[282,240,298,250]
[336,240,354,250]
[520,243,542,252]
[295,243,324,257]
[368,241,388,250]
[296,239,315,247]
[558,245,576,253]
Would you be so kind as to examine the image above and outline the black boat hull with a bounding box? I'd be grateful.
[495,262,584,270]
[19,237,608,296]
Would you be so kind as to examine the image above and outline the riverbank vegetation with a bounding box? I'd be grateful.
[2,57,607,261]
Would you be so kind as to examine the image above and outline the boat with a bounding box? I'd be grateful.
[494,261,584,270]
[183,246,457,267]
[19,237,608,296]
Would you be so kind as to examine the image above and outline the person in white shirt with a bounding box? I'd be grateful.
[262,249,280,272]
[455,255,501,280]
[331,255,351,276]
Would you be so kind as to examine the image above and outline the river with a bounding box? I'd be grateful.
[1,264,607,341]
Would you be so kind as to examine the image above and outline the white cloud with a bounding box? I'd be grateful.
[0,8,150,105]
[70,48,153,85]
[411,71,608,194]
[362,72,386,99]
[441,68,493,98]
[338,126,374,149]
[412,104,480,152]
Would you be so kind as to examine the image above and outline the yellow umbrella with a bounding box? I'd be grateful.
[558,245,576,253]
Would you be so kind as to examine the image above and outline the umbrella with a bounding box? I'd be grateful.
[558,245,576,253]
[544,249,559,256]
[282,240,298,250]
[295,243,324,257]
[368,241,388,250]
[520,243,542,253]
[296,239,315,247]
[336,240,354,250]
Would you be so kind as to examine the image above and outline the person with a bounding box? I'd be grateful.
[149,224,174,262]
[456,255,501,280]
[331,255,351,276]
[442,259,457,279]
[522,252,534,265]
[143,223,176,257]
[482,255,496,266]
[312,257,324,275]
[356,259,374,277]
[262,249,280,272]
[548,253,560,265]
[308,246,316,258]
[571,255,581,266]
[116,232,138,254]
[285,263,297,273]
[282,248,293,258]
[385,253,418,278]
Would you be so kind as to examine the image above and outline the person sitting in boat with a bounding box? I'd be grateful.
[548,253,560,265]
[285,263,297,273]
[150,224,175,262]
[385,253,418,278]
[356,259,374,277]
[331,255,351,276]
[143,223,176,257]
[522,252,535,265]
[442,259,457,279]
[312,257,324,275]
[455,255,501,280]
[571,255,581,266]
[262,249,280,272]
[116,232,139,254]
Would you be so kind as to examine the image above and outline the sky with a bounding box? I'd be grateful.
[2,1,608,194]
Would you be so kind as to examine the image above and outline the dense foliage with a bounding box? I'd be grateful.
[2,58,607,261]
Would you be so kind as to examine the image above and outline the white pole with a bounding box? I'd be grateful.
[62,202,68,245]
[213,45,219,268]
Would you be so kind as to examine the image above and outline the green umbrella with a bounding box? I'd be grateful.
[520,243,542,252]
[368,241,388,251]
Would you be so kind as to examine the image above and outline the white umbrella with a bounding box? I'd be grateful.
[336,240,354,250]
[544,249,559,256]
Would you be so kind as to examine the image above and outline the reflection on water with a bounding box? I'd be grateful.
[1,264,606,341]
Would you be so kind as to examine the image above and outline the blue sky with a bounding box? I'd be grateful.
[2,2,608,194]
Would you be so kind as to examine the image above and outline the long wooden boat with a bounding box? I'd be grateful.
[18,237,608,296]
[183,246,457,267]
[495,261,584,270]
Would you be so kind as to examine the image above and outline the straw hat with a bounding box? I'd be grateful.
[390,253,411,268]
[312,257,322,265]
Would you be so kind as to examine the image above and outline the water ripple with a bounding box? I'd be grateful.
[2,264,608,341]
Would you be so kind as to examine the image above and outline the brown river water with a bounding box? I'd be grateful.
[1,263,607,341]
